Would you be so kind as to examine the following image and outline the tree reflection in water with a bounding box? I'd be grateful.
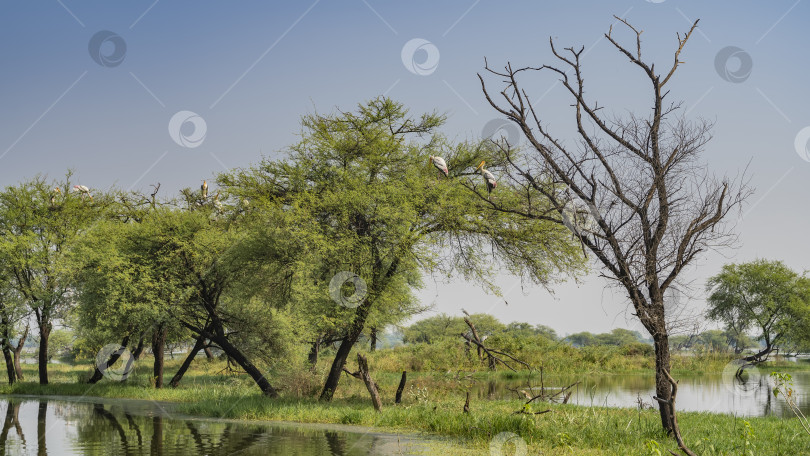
[0,398,429,455]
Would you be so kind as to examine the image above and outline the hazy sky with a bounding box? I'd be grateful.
[1,1,808,336]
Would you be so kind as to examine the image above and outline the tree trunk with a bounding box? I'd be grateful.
[169,335,205,388]
[395,371,407,404]
[88,335,131,384]
[12,325,28,381]
[356,353,382,411]
[1,343,15,384]
[121,335,146,383]
[152,325,167,388]
[319,301,372,402]
[369,327,377,352]
[307,339,320,366]
[207,330,279,397]
[37,323,51,385]
[743,344,774,364]
[653,332,675,434]
[132,336,146,359]
[203,344,214,360]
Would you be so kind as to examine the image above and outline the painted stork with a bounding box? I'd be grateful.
[213,192,223,214]
[201,180,208,199]
[50,187,61,206]
[475,161,497,194]
[428,155,449,177]
[73,185,92,200]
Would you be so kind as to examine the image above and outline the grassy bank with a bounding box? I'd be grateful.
[1,356,808,455]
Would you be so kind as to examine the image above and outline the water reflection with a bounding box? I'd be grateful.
[0,398,430,455]
[468,371,810,418]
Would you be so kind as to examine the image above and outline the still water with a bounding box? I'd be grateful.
[0,396,433,455]
[469,370,810,418]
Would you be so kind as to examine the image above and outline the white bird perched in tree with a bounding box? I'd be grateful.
[213,192,223,213]
[428,155,449,177]
[73,185,92,200]
[475,161,497,194]
[201,180,208,199]
[50,187,61,206]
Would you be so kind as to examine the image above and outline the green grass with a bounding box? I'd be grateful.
[1,356,808,455]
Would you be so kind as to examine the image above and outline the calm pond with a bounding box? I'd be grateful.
[0,396,434,455]
[470,370,810,418]
[0,370,806,454]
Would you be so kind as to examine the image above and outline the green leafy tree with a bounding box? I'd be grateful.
[706,259,810,363]
[695,330,728,353]
[70,213,184,385]
[220,98,584,401]
[534,324,558,341]
[565,332,596,347]
[0,174,111,384]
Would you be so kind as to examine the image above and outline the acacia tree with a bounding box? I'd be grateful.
[220,98,584,401]
[707,259,810,362]
[0,175,111,384]
[70,216,182,385]
[476,18,749,448]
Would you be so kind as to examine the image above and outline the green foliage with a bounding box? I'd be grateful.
[565,329,647,347]
[707,259,810,354]
[770,372,810,436]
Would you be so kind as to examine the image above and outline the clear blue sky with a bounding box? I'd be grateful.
[1,1,808,335]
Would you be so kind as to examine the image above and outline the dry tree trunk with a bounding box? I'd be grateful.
[343,353,382,411]
[357,353,382,411]
[395,371,407,404]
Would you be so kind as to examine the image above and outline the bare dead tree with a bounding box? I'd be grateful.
[475,16,750,449]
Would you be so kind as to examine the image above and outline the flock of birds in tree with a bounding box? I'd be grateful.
[44,158,493,212]
[200,180,224,213]
[429,156,497,194]
[50,185,92,205]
